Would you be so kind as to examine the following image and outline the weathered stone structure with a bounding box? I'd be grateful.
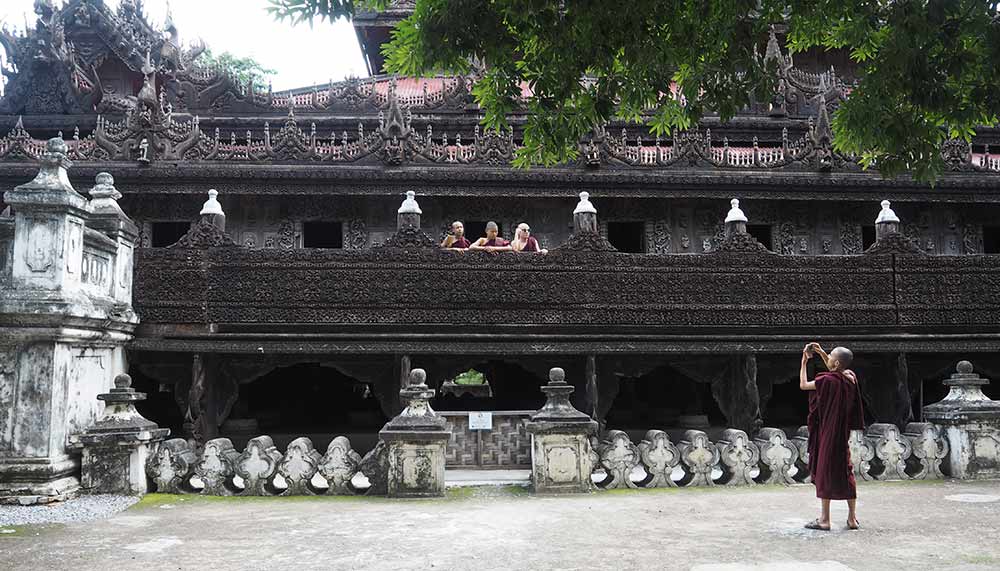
[379,368,449,498]
[923,361,1000,479]
[2,0,1000,497]
[527,368,598,493]
[0,136,137,503]
[68,373,167,494]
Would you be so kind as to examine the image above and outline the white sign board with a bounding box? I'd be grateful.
[468,412,493,430]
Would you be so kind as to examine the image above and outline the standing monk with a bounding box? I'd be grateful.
[799,342,865,531]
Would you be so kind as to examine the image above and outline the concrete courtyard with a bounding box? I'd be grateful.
[1,479,998,571]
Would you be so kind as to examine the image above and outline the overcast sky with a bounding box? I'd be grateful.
[0,0,369,91]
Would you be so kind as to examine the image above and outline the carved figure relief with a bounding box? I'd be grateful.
[25,222,54,272]
[0,346,16,451]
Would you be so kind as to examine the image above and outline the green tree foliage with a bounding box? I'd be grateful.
[195,48,277,89]
[267,0,1000,181]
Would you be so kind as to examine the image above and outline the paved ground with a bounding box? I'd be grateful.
[1,479,998,571]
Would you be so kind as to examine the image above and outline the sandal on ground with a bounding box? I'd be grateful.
[804,519,831,531]
[847,520,861,530]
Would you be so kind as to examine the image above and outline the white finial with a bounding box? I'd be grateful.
[875,199,899,224]
[573,191,597,214]
[724,198,748,223]
[397,190,422,214]
[199,189,224,216]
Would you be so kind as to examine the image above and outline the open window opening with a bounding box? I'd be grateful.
[150,221,191,247]
[302,221,343,248]
[607,221,646,253]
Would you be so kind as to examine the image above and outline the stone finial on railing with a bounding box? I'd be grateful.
[526,367,599,493]
[278,437,323,495]
[637,430,680,488]
[848,430,876,481]
[867,423,912,481]
[573,191,598,233]
[167,189,237,248]
[379,368,449,497]
[146,438,198,494]
[196,438,241,495]
[754,428,797,485]
[724,198,748,237]
[923,361,1000,479]
[717,428,759,486]
[396,190,422,229]
[874,199,899,238]
[319,436,363,495]
[554,192,617,252]
[712,198,768,253]
[903,422,949,480]
[677,429,720,486]
[865,199,921,254]
[596,430,640,489]
[236,435,283,496]
[69,373,170,495]
[88,172,125,216]
[200,188,226,230]
[27,137,76,194]
[381,191,436,248]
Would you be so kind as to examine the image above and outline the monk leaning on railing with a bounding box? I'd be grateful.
[799,342,866,531]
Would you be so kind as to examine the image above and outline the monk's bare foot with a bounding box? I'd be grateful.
[847,518,861,530]
[804,519,831,531]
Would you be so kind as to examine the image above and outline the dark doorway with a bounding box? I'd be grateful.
[862,226,876,251]
[151,221,191,247]
[236,364,385,445]
[747,224,774,251]
[604,365,727,431]
[608,221,646,253]
[983,226,1000,254]
[303,221,343,248]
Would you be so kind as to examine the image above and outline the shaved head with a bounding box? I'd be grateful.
[831,347,853,369]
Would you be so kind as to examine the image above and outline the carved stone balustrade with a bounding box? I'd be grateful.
[754,428,797,485]
[923,361,1000,479]
[848,430,876,482]
[146,439,198,494]
[236,435,283,496]
[278,437,323,496]
[637,430,680,488]
[867,423,912,481]
[196,438,241,495]
[903,422,949,480]
[717,428,759,486]
[790,426,811,483]
[596,430,640,489]
[319,436,363,495]
[526,367,599,494]
[677,430,720,487]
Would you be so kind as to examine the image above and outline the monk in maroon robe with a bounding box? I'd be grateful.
[800,342,865,531]
[441,220,471,250]
[469,221,510,253]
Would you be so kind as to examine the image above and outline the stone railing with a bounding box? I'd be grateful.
[145,435,376,496]
[588,423,949,490]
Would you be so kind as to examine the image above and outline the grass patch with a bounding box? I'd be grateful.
[963,554,999,565]
[0,523,63,538]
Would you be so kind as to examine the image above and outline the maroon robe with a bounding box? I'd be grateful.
[807,371,865,499]
[447,236,471,249]
[515,236,540,252]
[481,237,509,247]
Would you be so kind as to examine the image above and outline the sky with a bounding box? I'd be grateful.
[0,0,370,91]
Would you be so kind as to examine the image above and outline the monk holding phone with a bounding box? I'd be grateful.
[799,342,865,531]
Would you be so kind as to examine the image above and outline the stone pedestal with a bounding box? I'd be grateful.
[68,374,168,495]
[527,367,599,494]
[379,368,449,498]
[0,141,138,504]
[923,361,1000,480]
